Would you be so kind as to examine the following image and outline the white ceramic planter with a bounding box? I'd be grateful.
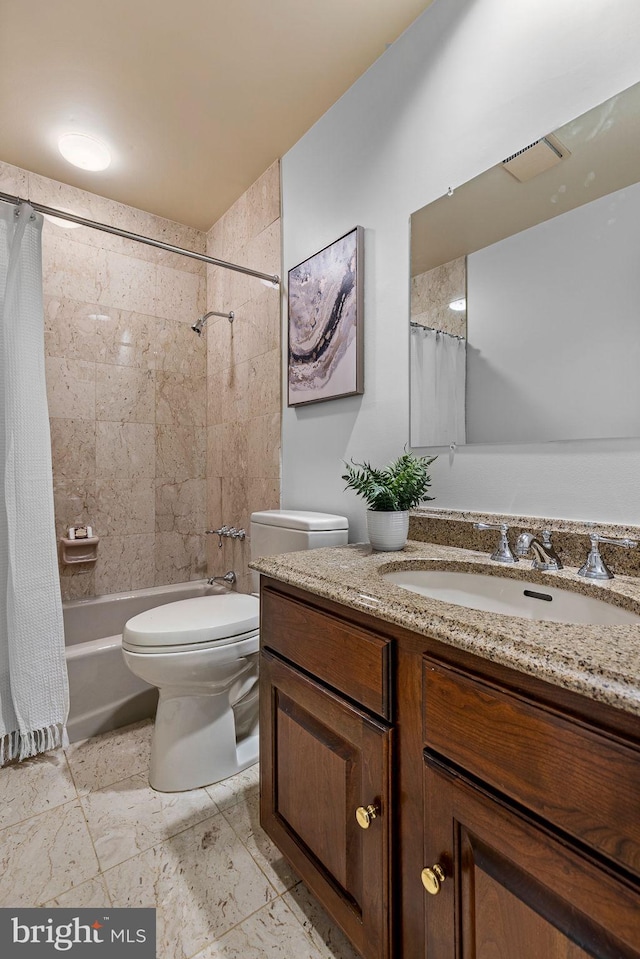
[366,509,409,551]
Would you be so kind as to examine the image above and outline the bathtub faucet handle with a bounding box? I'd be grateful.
[206,526,231,548]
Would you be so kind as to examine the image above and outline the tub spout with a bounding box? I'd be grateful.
[207,570,237,588]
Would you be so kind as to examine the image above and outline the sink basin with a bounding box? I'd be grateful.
[382,568,640,625]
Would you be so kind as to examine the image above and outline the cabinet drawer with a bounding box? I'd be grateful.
[261,585,392,719]
[423,657,640,878]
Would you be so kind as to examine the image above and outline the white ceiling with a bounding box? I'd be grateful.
[1,0,434,230]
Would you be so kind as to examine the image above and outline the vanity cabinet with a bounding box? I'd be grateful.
[259,583,394,959]
[259,577,640,959]
[422,658,640,959]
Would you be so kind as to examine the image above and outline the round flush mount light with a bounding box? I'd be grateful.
[58,133,111,171]
[448,297,466,312]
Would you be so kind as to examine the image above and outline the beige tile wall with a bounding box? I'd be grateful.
[205,161,282,592]
[0,160,208,600]
[411,256,467,337]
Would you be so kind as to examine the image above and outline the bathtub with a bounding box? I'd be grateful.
[64,580,219,743]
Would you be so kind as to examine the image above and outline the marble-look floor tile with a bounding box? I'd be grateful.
[104,813,277,959]
[82,773,219,870]
[0,749,76,829]
[65,720,153,796]
[283,882,361,959]
[45,876,112,908]
[0,801,99,907]
[205,763,259,812]
[222,792,298,894]
[195,896,326,959]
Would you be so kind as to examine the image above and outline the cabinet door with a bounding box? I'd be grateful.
[260,650,393,959]
[422,757,640,959]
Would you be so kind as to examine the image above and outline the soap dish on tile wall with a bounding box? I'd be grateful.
[60,534,99,564]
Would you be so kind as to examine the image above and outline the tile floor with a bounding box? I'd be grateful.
[0,720,360,959]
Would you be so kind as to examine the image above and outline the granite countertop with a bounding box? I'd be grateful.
[251,540,640,717]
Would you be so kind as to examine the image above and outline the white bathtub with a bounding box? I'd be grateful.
[64,580,218,743]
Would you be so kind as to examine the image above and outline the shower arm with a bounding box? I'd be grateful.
[191,311,234,335]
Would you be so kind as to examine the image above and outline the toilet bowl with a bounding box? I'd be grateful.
[123,592,259,791]
[123,509,348,792]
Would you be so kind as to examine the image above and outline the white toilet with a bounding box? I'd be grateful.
[122,510,348,792]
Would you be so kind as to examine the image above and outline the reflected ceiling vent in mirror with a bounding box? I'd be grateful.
[502,134,569,182]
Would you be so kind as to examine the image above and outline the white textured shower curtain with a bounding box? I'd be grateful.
[0,203,68,762]
[410,327,467,447]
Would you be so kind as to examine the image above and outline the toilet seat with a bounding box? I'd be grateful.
[123,593,259,651]
[123,630,258,656]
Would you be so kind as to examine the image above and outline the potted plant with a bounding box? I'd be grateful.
[342,450,436,551]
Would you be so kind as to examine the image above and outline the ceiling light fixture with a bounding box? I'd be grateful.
[58,133,111,171]
[449,298,466,312]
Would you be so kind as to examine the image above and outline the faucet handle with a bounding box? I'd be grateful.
[474,522,518,564]
[578,533,637,580]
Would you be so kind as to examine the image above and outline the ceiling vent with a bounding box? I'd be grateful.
[502,134,569,182]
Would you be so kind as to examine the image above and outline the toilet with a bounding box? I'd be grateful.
[122,510,348,792]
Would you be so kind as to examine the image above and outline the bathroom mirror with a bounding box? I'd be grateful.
[409,80,640,448]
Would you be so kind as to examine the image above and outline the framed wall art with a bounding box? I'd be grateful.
[287,226,364,406]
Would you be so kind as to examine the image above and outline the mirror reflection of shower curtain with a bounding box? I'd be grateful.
[410,327,466,447]
[0,202,69,762]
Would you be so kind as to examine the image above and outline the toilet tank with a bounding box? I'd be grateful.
[250,510,348,593]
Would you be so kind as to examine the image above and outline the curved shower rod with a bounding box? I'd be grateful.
[0,191,281,286]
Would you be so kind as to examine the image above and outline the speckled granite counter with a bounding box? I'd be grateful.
[251,540,640,718]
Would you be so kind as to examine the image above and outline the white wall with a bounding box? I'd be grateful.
[466,182,640,443]
[281,0,640,541]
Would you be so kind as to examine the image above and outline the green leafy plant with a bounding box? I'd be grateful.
[342,451,437,512]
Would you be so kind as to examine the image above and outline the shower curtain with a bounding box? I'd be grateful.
[0,202,68,762]
[410,327,467,447]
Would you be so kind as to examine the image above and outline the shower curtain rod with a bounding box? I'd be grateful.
[0,191,280,286]
[410,322,465,341]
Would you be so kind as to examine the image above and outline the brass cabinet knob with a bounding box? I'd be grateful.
[421,863,446,895]
[355,804,379,829]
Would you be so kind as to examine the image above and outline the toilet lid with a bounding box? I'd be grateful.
[123,593,259,648]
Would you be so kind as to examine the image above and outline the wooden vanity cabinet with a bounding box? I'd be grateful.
[259,577,640,959]
[422,756,640,959]
[421,656,640,959]
[259,583,394,959]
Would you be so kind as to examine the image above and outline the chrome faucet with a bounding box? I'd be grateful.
[474,523,518,564]
[515,529,563,572]
[206,570,237,587]
[578,533,638,580]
